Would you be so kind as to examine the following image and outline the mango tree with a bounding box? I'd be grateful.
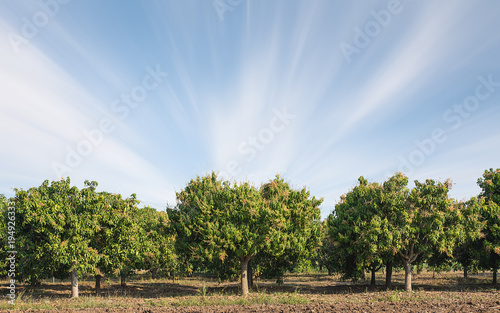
[135,206,177,280]
[328,173,408,287]
[328,176,394,286]
[477,168,500,284]
[169,173,262,295]
[254,177,323,285]
[1,194,8,278]
[477,202,500,284]
[311,221,336,276]
[169,172,322,296]
[392,178,465,292]
[377,173,411,287]
[91,192,143,291]
[14,178,101,297]
[452,198,484,279]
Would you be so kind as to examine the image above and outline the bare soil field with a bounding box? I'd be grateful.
[3,299,500,313]
[1,270,499,312]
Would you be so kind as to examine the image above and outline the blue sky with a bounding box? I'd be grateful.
[1,0,499,219]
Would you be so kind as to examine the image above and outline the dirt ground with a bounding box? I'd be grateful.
[2,299,500,313]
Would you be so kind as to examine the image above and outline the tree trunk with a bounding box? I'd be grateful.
[248,259,254,290]
[493,269,498,285]
[404,260,412,292]
[240,256,251,296]
[121,272,127,287]
[95,275,101,294]
[385,261,393,288]
[370,267,376,286]
[328,267,332,276]
[71,269,79,298]
[151,268,157,280]
[464,266,468,279]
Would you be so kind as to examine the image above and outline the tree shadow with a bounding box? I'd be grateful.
[3,281,200,299]
[2,272,498,299]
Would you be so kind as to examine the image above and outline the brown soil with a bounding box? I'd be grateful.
[2,298,500,313]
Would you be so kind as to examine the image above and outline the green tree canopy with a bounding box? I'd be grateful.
[169,172,322,296]
[135,206,177,280]
[477,168,500,284]
[328,177,386,284]
[90,192,144,290]
[452,198,485,279]
[13,178,101,297]
[312,220,337,276]
[328,173,407,287]
[255,177,323,283]
[392,178,466,291]
[328,173,471,292]
[1,194,9,278]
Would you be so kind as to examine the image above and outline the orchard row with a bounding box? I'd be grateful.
[1,169,499,297]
